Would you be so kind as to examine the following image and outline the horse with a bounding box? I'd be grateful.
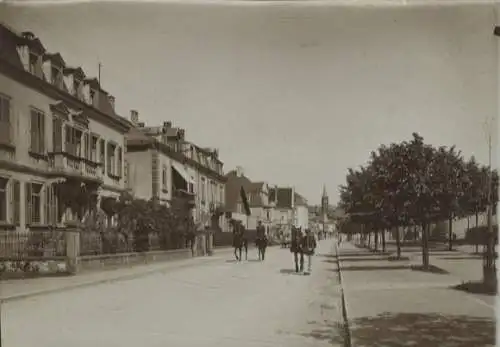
[232,223,244,261]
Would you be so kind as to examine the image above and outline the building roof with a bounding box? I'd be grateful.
[269,187,294,209]
[224,170,253,214]
[0,24,129,132]
[294,193,308,207]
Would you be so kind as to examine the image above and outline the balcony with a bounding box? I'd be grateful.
[48,152,102,182]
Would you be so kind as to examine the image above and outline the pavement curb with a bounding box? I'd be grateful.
[334,243,353,347]
[0,251,233,304]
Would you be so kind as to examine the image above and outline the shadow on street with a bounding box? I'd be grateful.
[332,265,410,272]
[437,256,483,260]
[338,257,401,262]
[279,268,304,276]
[347,312,495,347]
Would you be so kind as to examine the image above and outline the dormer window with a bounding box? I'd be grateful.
[29,52,39,75]
[51,65,63,88]
[89,89,97,106]
[73,78,83,100]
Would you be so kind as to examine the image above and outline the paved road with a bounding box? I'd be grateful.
[2,240,343,347]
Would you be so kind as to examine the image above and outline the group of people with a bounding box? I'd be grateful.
[290,227,317,274]
[231,220,318,274]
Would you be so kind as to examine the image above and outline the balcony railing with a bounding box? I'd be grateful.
[48,152,102,181]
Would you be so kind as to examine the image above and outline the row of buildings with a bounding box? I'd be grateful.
[0,23,308,237]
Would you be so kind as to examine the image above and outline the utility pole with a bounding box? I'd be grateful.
[483,116,496,286]
[98,62,102,84]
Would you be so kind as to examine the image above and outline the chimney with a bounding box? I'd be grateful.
[236,166,244,177]
[130,110,139,124]
[108,95,115,110]
[178,129,185,140]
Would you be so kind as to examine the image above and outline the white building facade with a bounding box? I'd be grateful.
[125,114,226,229]
[0,25,129,232]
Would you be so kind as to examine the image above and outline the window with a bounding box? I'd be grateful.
[52,117,63,152]
[107,143,116,175]
[188,183,194,194]
[99,139,105,165]
[73,79,83,99]
[26,182,43,225]
[51,65,63,88]
[13,180,20,225]
[29,52,39,75]
[91,136,98,162]
[124,161,130,188]
[0,177,7,222]
[89,89,97,106]
[220,185,224,204]
[65,126,82,157]
[117,147,123,177]
[162,165,167,190]
[45,184,58,226]
[83,133,89,160]
[201,177,206,202]
[30,109,45,155]
[0,94,11,144]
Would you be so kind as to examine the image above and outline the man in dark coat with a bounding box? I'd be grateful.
[291,227,304,273]
[256,221,268,261]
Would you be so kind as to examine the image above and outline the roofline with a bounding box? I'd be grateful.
[0,60,131,133]
[127,139,227,182]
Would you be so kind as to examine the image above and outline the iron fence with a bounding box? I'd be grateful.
[0,230,67,260]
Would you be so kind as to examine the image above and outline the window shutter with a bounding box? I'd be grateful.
[8,179,13,224]
[29,110,34,152]
[25,182,32,226]
[44,185,49,225]
[39,112,45,153]
[13,180,20,226]
[53,118,62,152]
[83,133,89,159]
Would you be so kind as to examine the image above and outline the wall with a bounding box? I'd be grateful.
[295,205,309,229]
[126,150,153,201]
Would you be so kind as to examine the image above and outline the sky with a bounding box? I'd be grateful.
[0,1,498,205]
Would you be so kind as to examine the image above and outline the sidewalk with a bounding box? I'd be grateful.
[336,241,495,347]
[0,247,235,303]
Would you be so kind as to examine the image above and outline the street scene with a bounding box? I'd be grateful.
[0,1,498,347]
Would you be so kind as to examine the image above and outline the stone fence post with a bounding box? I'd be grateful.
[65,230,80,275]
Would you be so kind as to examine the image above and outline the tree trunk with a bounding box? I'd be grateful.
[448,216,453,251]
[382,229,386,252]
[395,226,401,259]
[421,223,430,269]
[368,232,371,248]
[413,225,417,241]
[483,205,497,289]
[475,212,479,253]
[374,229,379,251]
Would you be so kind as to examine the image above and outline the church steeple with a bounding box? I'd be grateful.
[321,185,329,221]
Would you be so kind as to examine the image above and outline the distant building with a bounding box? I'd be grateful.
[125,113,226,229]
[0,24,130,231]
[247,181,273,232]
[224,167,252,231]
[268,186,295,236]
[294,193,309,230]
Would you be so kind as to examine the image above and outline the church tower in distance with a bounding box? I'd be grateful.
[321,184,329,223]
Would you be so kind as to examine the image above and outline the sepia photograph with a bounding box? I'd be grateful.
[0,0,497,346]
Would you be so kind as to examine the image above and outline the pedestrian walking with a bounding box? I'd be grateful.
[291,227,304,273]
[301,229,317,274]
[256,221,267,261]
